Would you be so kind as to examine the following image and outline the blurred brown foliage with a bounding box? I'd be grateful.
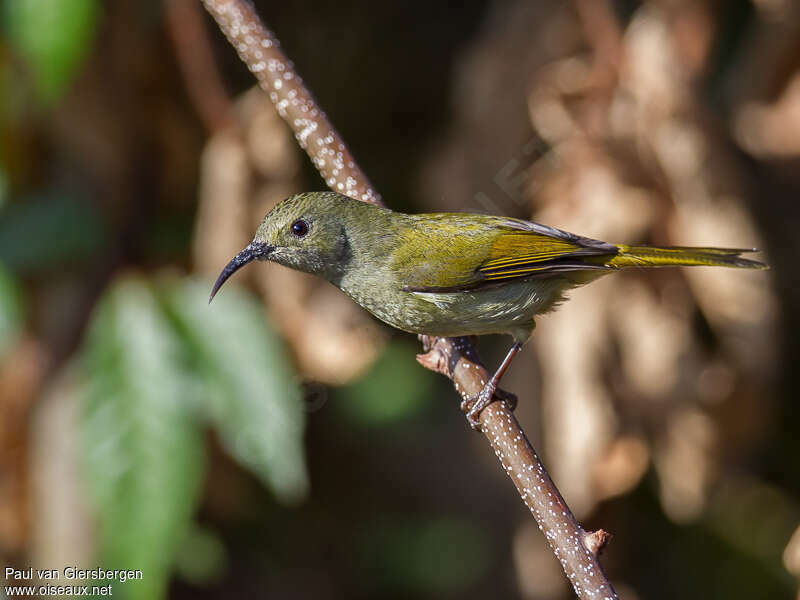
[2,1,800,599]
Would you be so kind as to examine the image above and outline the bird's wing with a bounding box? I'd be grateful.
[397,215,618,293]
[476,225,614,283]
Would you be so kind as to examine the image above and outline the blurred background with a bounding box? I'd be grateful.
[1,0,799,598]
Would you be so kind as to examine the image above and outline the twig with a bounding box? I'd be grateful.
[574,0,623,85]
[199,1,618,598]
[166,0,235,132]
[573,0,624,135]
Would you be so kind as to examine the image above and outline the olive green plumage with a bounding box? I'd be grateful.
[211,191,765,344]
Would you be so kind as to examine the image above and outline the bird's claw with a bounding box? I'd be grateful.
[494,387,518,411]
[461,387,518,431]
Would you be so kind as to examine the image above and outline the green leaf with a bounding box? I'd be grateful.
[338,340,436,427]
[173,525,228,585]
[80,277,204,600]
[0,262,22,360]
[4,0,99,105]
[163,279,308,504]
[0,167,8,210]
[0,193,107,273]
[358,516,490,595]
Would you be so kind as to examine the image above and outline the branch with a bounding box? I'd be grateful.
[199,1,618,598]
[200,0,380,206]
[417,336,615,598]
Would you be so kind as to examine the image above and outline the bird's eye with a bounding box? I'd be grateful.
[291,219,309,237]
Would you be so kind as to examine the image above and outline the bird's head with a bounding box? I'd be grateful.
[209,192,362,302]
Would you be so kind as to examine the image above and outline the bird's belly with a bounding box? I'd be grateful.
[344,277,570,339]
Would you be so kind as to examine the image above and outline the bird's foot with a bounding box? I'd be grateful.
[461,386,518,431]
[494,387,518,411]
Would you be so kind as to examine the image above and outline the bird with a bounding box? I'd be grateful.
[209,191,766,428]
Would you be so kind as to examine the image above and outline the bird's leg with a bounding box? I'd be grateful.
[463,342,522,430]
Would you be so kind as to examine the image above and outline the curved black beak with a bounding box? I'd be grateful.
[209,242,272,303]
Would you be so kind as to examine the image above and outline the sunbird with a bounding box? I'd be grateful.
[210,192,766,427]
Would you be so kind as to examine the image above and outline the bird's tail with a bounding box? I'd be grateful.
[606,245,767,270]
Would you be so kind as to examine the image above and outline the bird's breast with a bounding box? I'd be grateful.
[337,270,571,339]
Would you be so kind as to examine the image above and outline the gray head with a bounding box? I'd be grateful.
[209,192,372,302]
